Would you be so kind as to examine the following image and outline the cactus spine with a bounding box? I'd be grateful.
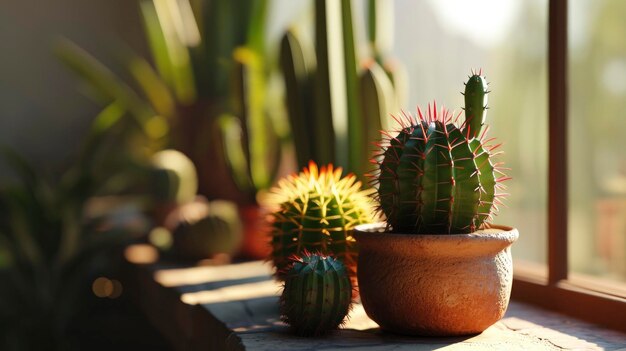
[373,72,508,234]
[280,252,352,336]
[269,162,375,280]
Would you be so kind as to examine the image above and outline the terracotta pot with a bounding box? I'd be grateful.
[354,223,518,336]
[238,205,272,260]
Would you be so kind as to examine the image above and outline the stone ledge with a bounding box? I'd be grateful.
[128,258,626,351]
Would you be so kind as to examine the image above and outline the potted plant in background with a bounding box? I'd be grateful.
[148,149,243,261]
[56,0,281,259]
[355,71,518,336]
[0,106,149,349]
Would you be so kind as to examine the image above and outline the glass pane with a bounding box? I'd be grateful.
[569,0,626,282]
[390,0,548,263]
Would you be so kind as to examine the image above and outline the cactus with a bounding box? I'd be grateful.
[372,72,509,234]
[269,162,375,280]
[463,68,490,139]
[150,149,198,204]
[167,199,242,260]
[219,43,281,201]
[280,252,352,336]
[279,0,406,183]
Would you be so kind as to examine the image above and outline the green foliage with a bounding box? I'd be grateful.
[220,42,281,196]
[57,0,280,204]
[280,252,352,336]
[373,72,508,234]
[268,163,375,279]
[0,109,147,348]
[279,0,406,182]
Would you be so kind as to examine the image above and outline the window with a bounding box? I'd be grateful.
[275,0,626,330]
[512,0,626,332]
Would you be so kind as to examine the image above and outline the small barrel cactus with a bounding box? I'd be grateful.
[280,252,352,336]
[150,149,198,204]
[373,70,508,234]
[165,199,242,260]
[268,162,375,279]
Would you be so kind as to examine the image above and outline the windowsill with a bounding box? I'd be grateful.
[124,249,626,350]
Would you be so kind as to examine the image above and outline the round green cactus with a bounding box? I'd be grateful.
[373,71,508,234]
[280,252,352,336]
[167,199,242,260]
[150,149,198,204]
[268,162,375,280]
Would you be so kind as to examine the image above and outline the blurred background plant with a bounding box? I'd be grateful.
[57,0,407,259]
[279,0,406,183]
[57,0,282,258]
[0,106,150,349]
[57,0,283,201]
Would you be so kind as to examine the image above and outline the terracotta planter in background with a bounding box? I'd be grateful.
[354,223,518,336]
[238,205,272,260]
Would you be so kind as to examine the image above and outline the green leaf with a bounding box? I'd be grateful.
[245,0,268,54]
[219,114,253,193]
[124,52,176,118]
[57,208,81,265]
[140,0,175,90]
[91,100,127,135]
[5,193,43,267]
[55,38,157,131]
[141,0,196,104]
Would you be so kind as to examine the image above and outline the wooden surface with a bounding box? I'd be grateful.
[128,257,626,351]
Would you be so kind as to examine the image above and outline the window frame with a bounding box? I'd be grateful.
[511,0,626,332]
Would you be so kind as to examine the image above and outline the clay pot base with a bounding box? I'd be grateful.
[354,223,519,336]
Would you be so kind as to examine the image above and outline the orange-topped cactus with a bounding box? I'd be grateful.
[268,162,375,280]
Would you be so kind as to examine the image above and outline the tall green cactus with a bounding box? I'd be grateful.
[280,252,352,336]
[219,46,280,200]
[279,0,406,183]
[373,72,508,234]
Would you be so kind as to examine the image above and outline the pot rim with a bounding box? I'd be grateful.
[354,222,519,243]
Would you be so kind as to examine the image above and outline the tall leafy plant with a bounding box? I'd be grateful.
[57,0,280,205]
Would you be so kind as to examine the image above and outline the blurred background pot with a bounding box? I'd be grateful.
[237,204,271,260]
[354,223,518,336]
